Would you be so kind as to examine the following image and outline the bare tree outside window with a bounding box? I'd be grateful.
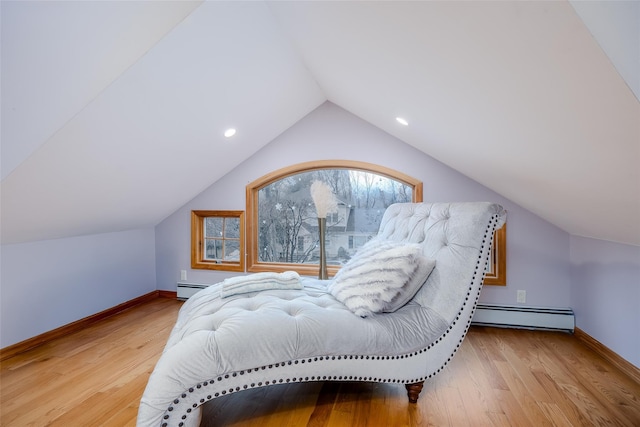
[257,169,413,267]
[246,160,423,276]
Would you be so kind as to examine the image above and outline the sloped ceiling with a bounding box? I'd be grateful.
[1,1,325,243]
[1,0,638,246]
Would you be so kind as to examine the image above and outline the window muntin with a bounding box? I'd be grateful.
[203,216,241,261]
[192,210,244,271]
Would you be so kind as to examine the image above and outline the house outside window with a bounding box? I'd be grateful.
[349,235,370,250]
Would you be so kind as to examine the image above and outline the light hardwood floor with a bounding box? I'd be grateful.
[1,298,638,426]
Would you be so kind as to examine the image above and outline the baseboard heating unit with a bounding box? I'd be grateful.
[472,303,574,332]
[177,282,211,300]
[176,284,575,333]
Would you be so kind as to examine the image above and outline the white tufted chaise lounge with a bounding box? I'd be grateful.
[137,202,506,427]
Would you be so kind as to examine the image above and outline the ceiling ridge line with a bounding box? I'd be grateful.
[263,0,329,102]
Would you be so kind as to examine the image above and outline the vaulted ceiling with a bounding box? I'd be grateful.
[2,1,638,246]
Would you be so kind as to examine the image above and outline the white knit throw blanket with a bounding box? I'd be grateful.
[221,271,303,298]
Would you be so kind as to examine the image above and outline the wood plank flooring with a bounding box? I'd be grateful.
[1,298,638,426]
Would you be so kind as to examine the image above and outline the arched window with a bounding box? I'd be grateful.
[245,160,423,276]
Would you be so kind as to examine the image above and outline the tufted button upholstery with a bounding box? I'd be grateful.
[162,278,448,389]
[138,202,506,427]
[377,202,505,322]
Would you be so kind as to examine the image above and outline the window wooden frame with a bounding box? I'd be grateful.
[483,223,506,286]
[191,210,245,272]
[246,160,423,276]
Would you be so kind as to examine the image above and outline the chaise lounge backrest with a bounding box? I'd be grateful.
[136,202,507,427]
[377,202,506,326]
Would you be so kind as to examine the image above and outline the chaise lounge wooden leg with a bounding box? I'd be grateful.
[405,381,424,403]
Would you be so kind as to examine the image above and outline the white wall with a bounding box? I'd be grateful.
[156,102,572,309]
[0,228,156,348]
[570,236,640,368]
[4,101,636,371]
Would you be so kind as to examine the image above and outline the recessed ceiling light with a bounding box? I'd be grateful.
[396,117,409,126]
[224,128,236,138]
